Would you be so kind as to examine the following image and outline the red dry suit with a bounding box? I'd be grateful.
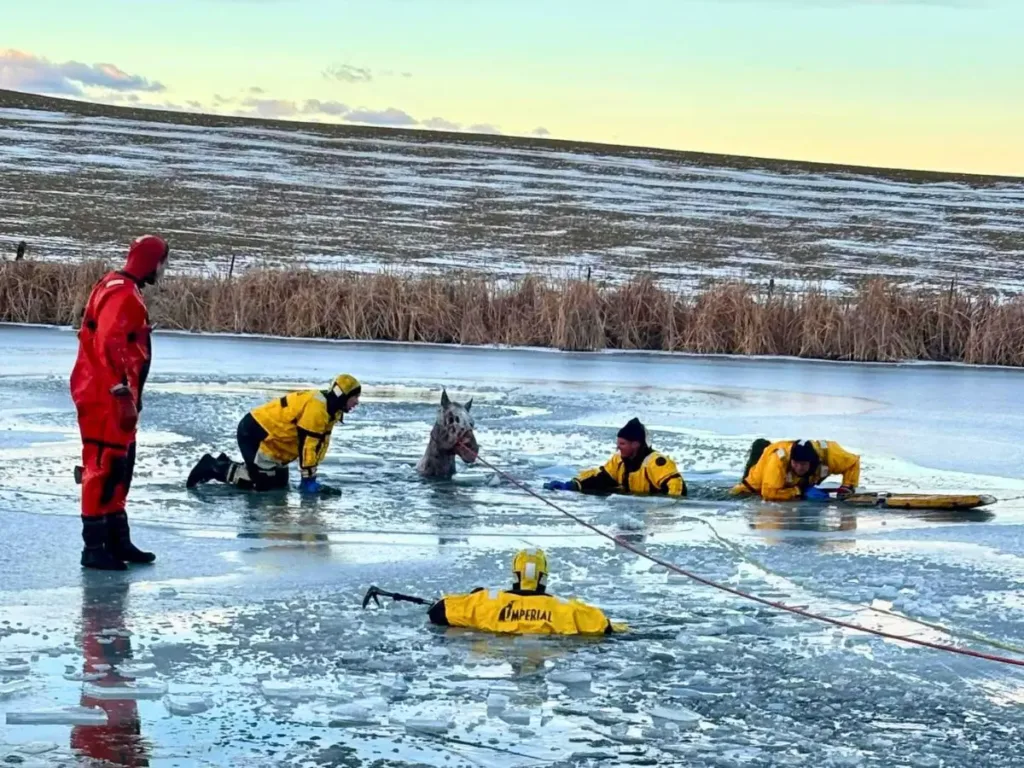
[69,235,166,519]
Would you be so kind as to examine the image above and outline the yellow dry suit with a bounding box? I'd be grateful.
[249,374,360,479]
[573,447,685,496]
[732,439,860,502]
[428,588,621,636]
[426,548,626,636]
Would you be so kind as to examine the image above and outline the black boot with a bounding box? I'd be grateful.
[107,511,155,565]
[213,455,233,482]
[186,453,218,488]
[81,516,127,571]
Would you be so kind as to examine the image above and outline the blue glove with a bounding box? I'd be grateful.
[543,480,575,491]
[804,486,830,501]
[299,477,342,496]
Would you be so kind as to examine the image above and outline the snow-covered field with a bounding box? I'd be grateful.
[2,324,1024,766]
[1,98,1023,293]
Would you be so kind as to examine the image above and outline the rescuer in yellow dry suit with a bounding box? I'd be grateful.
[427,549,627,636]
[731,438,861,502]
[186,374,361,495]
[544,418,686,497]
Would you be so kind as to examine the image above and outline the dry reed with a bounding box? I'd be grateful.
[3,260,1024,366]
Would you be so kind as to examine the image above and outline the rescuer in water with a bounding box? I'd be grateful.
[70,234,169,570]
[731,438,861,502]
[185,375,361,495]
[543,417,686,497]
[426,549,626,635]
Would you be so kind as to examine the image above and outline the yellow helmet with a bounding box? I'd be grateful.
[331,374,361,399]
[512,548,548,592]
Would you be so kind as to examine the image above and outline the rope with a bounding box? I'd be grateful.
[474,454,1024,669]
[674,513,1024,657]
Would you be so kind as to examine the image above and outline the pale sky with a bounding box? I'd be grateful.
[3,0,1023,176]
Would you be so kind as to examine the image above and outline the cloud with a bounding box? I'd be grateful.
[422,117,461,131]
[324,64,373,83]
[302,99,349,116]
[467,123,502,136]
[241,97,299,118]
[531,127,551,137]
[0,49,165,97]
[344,107,417,127]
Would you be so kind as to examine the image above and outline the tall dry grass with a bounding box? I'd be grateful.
[3,260,1024,366]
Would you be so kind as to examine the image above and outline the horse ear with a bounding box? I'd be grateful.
[465,398,473,411]
[440,389,450,408]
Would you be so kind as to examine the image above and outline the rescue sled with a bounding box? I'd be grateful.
[837,492,995,511]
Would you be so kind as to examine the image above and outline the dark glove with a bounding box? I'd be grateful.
[804,486,830,501]
[110,384,138,432]
[836,485,855,499]
[543,480,575,491]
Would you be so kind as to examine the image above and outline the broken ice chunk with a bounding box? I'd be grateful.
[165,695,212,716]
[380,675,410,698]
[546,669,592,686]
[404,717,454,735]
[6,706,108,725]
[499,708,532,726]
[82,680,169,700]
[649,706,702,729]
[0,679,32,698]
[63,670,106,682]
[329,703,376,726]
[116,663,157,677]
[486,693,509,712]
[0,659,30,675]
[615,666,646,681]
[260,681,320,701]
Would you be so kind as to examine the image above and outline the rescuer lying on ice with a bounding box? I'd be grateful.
[731,438,861,502]
[185,375,361,496]
[70,234,169,571]
[542,418,686,497]
[364,549,626,635]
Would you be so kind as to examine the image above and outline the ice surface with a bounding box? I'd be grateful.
[6,706,108,725]
[2,328,1024,765]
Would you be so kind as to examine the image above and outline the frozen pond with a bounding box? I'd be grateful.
[1,324,1023,766]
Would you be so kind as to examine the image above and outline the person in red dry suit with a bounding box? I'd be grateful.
[70,580,151,765]
[70,234,169,570]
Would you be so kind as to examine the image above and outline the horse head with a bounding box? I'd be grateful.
[436,388,478,464]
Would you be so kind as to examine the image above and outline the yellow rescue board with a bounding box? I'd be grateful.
[840,492,996,511]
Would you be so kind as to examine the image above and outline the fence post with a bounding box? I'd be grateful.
[228,253,236,280]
